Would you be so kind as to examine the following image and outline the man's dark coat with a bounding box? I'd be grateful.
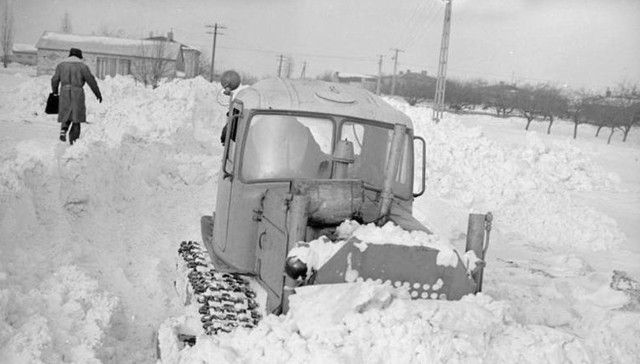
[51,56,102,124]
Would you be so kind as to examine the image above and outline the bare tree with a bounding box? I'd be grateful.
[513,85,542,130]
[514,84,569,132]
[1,0,14,68]
[567,92,595,139]
[395,74,435,106]
[132,39,173,88]
[61,11,73,33]
[537,86,568,134]
[586,102,618,143]
[196,53,211,80]
[480,83,518,116]
[613,83,640,142]
[316,70,335,82]
[446,79,483,111]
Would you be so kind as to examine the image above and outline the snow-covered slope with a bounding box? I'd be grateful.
[1,67,639,363]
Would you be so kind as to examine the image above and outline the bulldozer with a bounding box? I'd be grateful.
[182,71,492,334]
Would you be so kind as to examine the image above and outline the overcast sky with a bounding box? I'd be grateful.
[11,0,640,91]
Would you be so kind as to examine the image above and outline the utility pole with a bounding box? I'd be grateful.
[205,23,226,82]
[432,0,453,122]
[300,61,307,79]
[277,54,284,77]
[376,55,383,95]
[390,48,403,96]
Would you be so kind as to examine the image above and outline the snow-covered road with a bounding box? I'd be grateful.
[1,66,639,363]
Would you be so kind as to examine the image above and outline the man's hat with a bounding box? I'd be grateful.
[69,48,83,59]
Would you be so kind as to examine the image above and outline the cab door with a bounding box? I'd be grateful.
[213,102,243,254]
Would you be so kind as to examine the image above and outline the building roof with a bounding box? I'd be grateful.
[36,31,182,60]
[235,78,413,129]
[146,35,201,55]
[12,43,37,53]
[336,72,376,81]
[480,83,520,93]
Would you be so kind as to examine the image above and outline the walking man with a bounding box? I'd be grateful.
[51,48,102,145]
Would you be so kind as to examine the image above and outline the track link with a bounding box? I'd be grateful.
[179,240,262,335]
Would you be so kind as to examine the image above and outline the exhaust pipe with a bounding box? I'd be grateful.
[377,124,406,226]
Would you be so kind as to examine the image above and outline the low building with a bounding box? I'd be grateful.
[35,31,184,80]
[11,43,37,66]
[334,72,377,91]
[146,31,201,78]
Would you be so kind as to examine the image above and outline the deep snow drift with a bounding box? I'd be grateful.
[1,66,639,363]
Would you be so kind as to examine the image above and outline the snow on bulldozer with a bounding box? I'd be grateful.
[177,71,493,336]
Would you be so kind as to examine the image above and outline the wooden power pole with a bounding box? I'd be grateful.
[205,23,225,82]
[300,61,307,78]
[433,0,453,122]
[376,55,383,95]
[390,48,403,96]
[277,54,284,77]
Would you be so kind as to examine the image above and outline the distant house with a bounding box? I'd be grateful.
[380,70,434,93]
[333,72,377,91]
[35,31,184,80]
[400,70,434,87]
[11,43,37,66]
[146,31,201,78]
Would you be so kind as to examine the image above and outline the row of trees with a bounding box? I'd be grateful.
[393,75,639,143]
[474,82,639,142]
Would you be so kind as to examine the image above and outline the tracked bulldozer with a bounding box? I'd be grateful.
[180,71,492,335]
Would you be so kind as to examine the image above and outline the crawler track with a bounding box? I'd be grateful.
[179,241,262,335]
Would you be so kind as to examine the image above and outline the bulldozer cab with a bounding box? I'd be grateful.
[202,77,487,314]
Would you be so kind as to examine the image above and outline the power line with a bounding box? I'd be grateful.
[399,1,429,50]
[402,1,439,51]
[218,42,375,62]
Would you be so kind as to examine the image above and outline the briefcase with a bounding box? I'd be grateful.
[45,93,59,114]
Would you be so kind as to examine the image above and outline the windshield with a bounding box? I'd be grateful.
[242,114,334,180]
[241,113,413,198]
[340,121,412,197]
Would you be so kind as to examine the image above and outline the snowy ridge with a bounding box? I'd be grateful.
[172,284,593,364]
[1,75,229,363]
[388,99,624,251]
[1,72,639,363]
[0,266,117,363]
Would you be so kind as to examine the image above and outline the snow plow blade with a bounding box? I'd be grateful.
[313,238,477,300]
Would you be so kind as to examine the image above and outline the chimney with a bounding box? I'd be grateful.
[168,30,174,41]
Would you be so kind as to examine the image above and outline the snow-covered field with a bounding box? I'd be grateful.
[1,64,639,363]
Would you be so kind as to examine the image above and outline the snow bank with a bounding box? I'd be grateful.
[1,75,228,362]
[165,284,596,364]
[2,73,639,364]
[388,101,624,252]
[0,266,117,364]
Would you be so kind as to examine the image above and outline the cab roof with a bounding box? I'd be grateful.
[234,78,413,129]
